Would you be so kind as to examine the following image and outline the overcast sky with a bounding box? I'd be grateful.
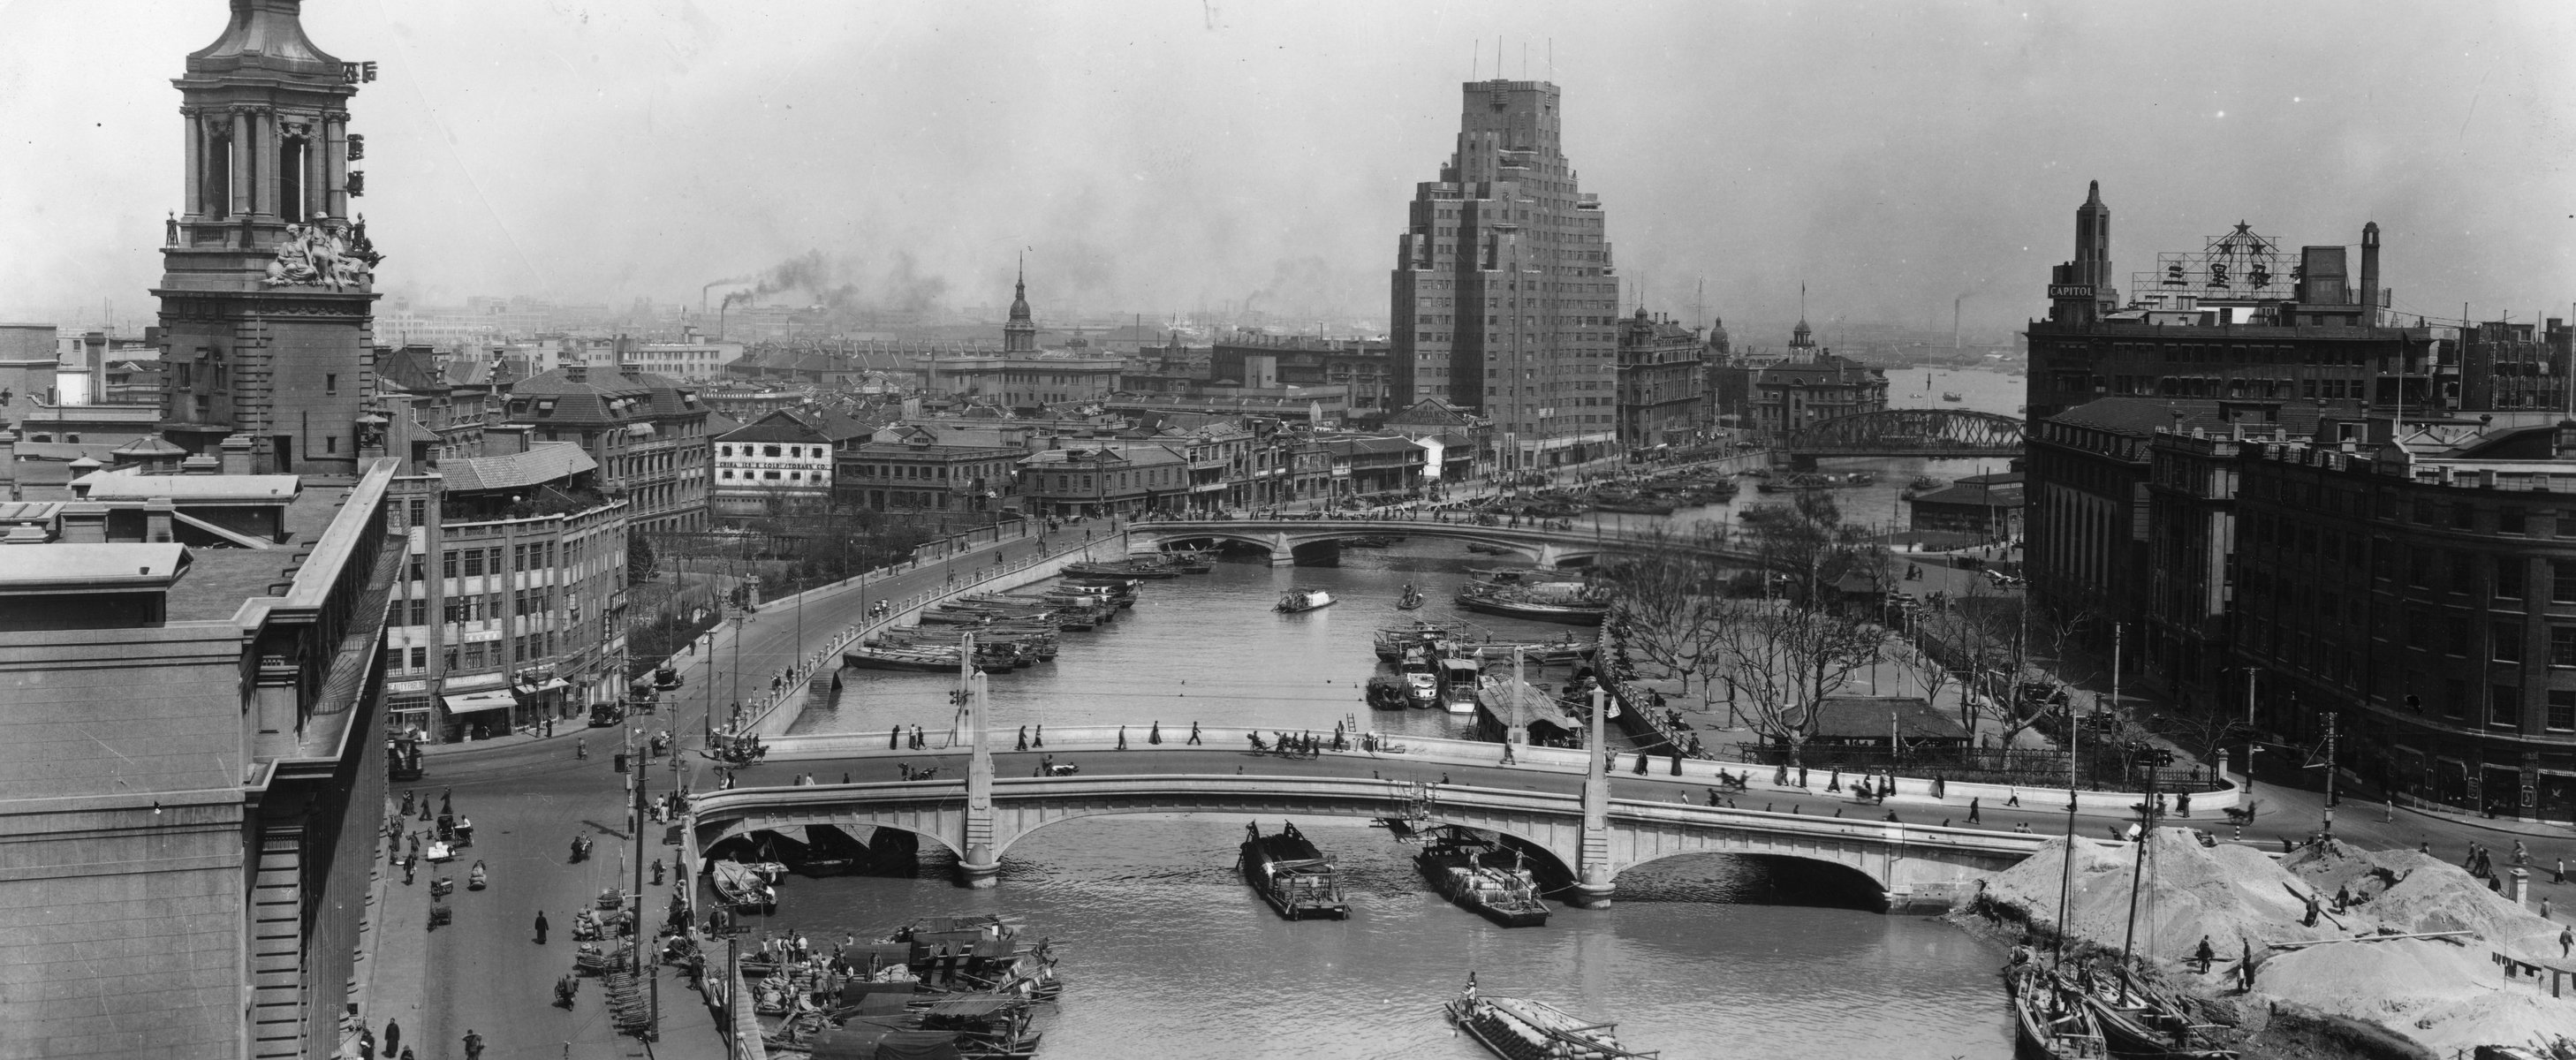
[4,1,2571,337]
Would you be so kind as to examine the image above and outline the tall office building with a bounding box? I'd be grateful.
[1390,80,1620,470]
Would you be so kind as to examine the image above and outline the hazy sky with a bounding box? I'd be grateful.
[4,1,2572,337]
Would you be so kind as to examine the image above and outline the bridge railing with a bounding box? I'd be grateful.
[686,772,2053,853]
[744,722,2227,814]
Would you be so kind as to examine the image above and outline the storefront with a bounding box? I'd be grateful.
[441,687,518,742]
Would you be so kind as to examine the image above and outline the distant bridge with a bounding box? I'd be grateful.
[1125,518,1760,569]
[1783,408,2025,465]
[688,771,2040,912]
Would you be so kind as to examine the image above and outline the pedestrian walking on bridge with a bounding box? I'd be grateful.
[1187,722,1202,746]
[534,910,549,945]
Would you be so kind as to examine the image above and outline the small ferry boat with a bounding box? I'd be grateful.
[1397,583,1426,610]
[1239,822,1350,920]
[1942,390,1965,402]
[1275,588,1336,614]
[1416,829,1549,928]
[1375,622,1453,662]
[1440,658,1483,715]
[1445,976,1658,1060]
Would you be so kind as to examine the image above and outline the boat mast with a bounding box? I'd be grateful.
[2053,695,2080,968]
[2115,769,2156,1003]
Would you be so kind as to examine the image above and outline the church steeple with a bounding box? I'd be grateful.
[1003,256,1037,353]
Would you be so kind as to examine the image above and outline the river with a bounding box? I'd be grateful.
[769,367,2027,1058]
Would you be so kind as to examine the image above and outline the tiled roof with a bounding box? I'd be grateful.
[716,410,832,444]
[378,346,442,393]
[438,443,595,495]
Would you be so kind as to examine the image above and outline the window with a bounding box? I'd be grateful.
[443,646,459,671]
[2556,561,2576,603]
[443,550,458,579]
[2552,691,2576,731]
[2493,685,2521,728]
[2555,627,2576,667]
[325,374,337,394]
[408,647,427,670]
[2448,618,2471,658]
[2445,678,2466,718]
[2497,622,2525,662]
[2408,552,2431,587]
[2502,507,2527,534]
[2454,503,2476,530]
[408,599,426,625]
[2498,556,2525,599]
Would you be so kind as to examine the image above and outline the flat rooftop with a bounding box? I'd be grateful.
[15,473,359,624]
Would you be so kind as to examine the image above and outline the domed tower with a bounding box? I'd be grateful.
[1002,258,1037,353]
[1790,318,1815,351]
[156,0,381,474]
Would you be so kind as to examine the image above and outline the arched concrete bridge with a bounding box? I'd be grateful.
[1125,518,1761,568]
[688,773,2042,912]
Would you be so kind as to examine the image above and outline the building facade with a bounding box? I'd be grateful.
[1389,80,1620,470]
[2229,417,2576,822]
[1017,444,1190,518]
[1615,307,1707,448]
[1210,335,1396,415]
[2460,318,2575,412]
[383,443,629,741]
[502,366,711,533]
[1742,351,1889,437]
[710,407,869,519]
[839,423,1024,515]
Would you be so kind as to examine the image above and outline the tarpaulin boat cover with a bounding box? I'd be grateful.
[852,994,913,1017]
[806,1027,963,1060]
[971,938,1014,959]
[919,996,1017,1018]
[840,980,920,1006]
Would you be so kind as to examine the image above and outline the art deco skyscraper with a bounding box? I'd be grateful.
[1389,80,1621,469]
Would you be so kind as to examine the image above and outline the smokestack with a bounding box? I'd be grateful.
[2359,222,2382,326]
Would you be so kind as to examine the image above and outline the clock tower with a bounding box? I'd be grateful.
[156,0,382,474]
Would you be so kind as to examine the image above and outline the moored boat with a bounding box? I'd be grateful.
[1239,822,1350,920]
[1416,829,1549,928]
[712,859,777,914]
[1454,581,1609,625]
[2010,964,2109,1060]
[1445,976,1657,1060]
[845,644,968,672]
[1397,583,1426,610]
[2074,965,2236,1058]
[1275,588,1336,613]
[1943,390,1965,402]
[1365,674,1412,710]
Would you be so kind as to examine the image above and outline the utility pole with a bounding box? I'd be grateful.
[2322,711,2337,837]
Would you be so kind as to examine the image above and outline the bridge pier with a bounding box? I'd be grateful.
[1267,532,1297,567]
[957,847,1001,889]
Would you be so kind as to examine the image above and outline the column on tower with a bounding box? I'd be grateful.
[324,112,347,219]
[303,120,325,222]
[181,107,204,222]
[254,109,279,220]
[229,108,253,219]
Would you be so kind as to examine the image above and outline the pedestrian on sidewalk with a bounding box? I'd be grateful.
[2516,840,2530,867]
[1034,724,1044,747]
[1148,721,1162,746]
[440,789,451,816]
[402,854,415,886]
[1016,726,1028,752]
[2563,926,2572,958]
[383,1019,399,1058]
[890,725,902,751]
[462,1030,483,1060]
[1117,726,1128,751]
[2557,858,2565,885]
[1967,798,1981,824]
[1187,722,1202,746]
[534,910,549,945]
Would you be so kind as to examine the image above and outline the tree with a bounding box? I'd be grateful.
[1605,525,1726,700]
[627,527,658,583]
[1936,578,2097,753]
[1702,493,1891,765]
[1706,596,1885,766]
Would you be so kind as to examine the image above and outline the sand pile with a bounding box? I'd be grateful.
[1980,828,2333,960]
[1979,833,2576,1055]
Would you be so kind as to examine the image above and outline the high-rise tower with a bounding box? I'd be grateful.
[1390,80,1620,470]
[2047,180,2118,325]
[156,0,382,474]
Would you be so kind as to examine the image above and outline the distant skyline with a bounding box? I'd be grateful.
[3,1,2572,335]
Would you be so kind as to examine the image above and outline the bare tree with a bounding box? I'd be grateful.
[1605,525,1725,701]
[1706,596,1885,766]
[1936,578,2099,752]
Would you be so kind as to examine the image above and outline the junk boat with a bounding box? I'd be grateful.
[1454,580,1609,625]
[2009,963,2109,1060]
[2073,965,2237,1059]
[1365,674,1412,710]
[1397,583,1426,610]
[1445,976,1657,1060]
[1416,829,1549,928]
[712,859,777,915]
[1275,588,1336,613]
[1943,390,1965,402]
[1375,622,1454,662]
[1238,822,1350,920]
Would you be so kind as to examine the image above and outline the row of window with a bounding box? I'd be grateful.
[716,443,831,459]
[395,585,565,625]
[391,629,563,675]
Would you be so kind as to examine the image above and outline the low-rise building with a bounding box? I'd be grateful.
[1018,443,1191,518]
[709,407,873,519]
[839,422,1024,516]
[1906,472,2025,538]
[502,366,713,534]
[1211,334,1396,414]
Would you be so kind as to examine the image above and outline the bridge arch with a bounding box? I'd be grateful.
[1141,528,1557,566]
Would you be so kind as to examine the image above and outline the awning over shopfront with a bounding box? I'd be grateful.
[443,689,519,715]
[513,678,572,695]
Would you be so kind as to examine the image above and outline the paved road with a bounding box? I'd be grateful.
[398,528,1098,1059]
